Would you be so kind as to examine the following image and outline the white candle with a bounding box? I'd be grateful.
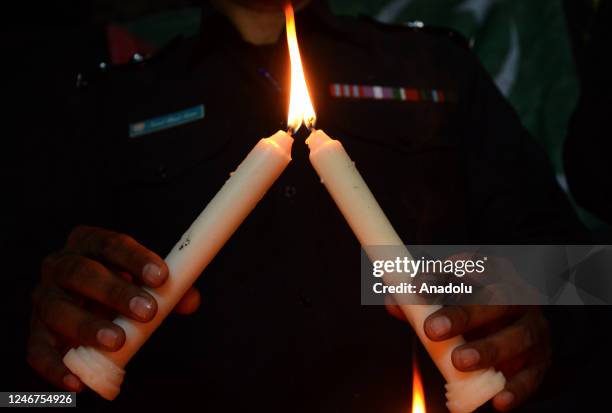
[306,129,505,413]
[63,130,294,400]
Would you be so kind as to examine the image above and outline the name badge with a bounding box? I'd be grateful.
[129,104,205,138]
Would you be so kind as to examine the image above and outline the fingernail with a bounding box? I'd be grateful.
[96,328,119,349]
[63,374,81,391]
[497,391,515,407]
[142,263,163,285]
[129,295,154,319]
[456,348,480,368]
[428,316,451,338]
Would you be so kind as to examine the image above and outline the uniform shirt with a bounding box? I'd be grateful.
[14,2,586,412]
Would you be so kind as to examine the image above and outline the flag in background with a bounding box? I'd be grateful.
[111,0,577,172]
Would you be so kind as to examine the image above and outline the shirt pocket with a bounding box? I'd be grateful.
[321,101,468,244]
[320,94,460,152]
[105,110,232,187]
[87,107,234,251]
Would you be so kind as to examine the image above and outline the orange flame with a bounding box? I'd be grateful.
[411,356,426,413]
[284,2,316,133]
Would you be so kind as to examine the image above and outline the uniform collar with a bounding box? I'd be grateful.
[196,0,333,51]
[146,1,335,75]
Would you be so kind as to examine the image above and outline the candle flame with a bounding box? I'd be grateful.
[285,2,316,134]
[411,356,426,413]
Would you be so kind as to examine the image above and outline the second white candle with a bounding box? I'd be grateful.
[306,129,505,413]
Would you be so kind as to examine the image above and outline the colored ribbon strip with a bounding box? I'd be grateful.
[329,83,453,103]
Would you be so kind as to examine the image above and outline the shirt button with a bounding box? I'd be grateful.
[158,165,168,179]
[75,72,88,88]
[132,53,144,62]
[299,292,312,308]
[284,185,297,198]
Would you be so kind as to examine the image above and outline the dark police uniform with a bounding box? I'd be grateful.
[12,1,587,412]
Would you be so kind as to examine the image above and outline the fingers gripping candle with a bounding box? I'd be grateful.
[63,130,294,400]
[282,3,505,412]
[306,130,505,413]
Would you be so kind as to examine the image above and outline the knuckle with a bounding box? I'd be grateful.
[41,253,61,276]
[99,232,130,257]
[454,306,471,331]
[482,341,499,364]
[37,293,69,330]
[38,296,67,329]
[55,256,87,287]
[76,317,96,343]
[67,225,91,246]
[124,247,143,269]
[60,255,79,277]
[73,261,99,288]
[105,281,132,309]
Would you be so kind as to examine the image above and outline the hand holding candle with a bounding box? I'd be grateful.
[282,4,505,412]
[63,130,294,399]
[306,129,505,413]
[63,3,304,399]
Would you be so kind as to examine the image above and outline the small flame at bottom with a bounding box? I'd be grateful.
[411,355,426,413]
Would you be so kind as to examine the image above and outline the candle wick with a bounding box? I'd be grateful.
[305,118,316,132]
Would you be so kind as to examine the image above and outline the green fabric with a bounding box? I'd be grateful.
[126,1,577,172]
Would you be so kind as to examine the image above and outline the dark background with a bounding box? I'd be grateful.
[2,0,611,411]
